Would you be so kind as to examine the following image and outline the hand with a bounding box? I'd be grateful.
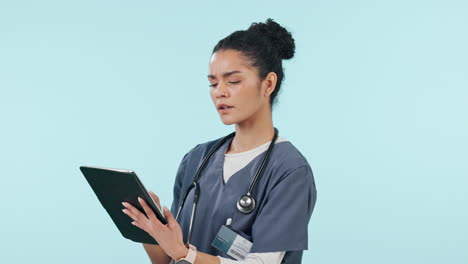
[122,191,188,260]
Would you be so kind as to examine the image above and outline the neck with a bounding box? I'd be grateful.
[226,106,275,154]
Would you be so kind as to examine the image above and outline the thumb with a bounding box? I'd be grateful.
[163,206,177,229]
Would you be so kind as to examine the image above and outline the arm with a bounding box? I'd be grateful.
[142,243,171,264]
[125,196,283,264]
[191,251,222,264]
[122,192,222,264]
[140,244,286,264]
[138,191,172,264]
[218,251,285,264]
[141,242,285,264]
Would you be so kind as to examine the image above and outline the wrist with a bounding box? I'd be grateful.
[172,244,189,260]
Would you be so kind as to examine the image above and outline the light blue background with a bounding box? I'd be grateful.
[1,0,467,263]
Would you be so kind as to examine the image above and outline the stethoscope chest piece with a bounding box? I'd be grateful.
[176,128,279,243]
[237,194,256,214]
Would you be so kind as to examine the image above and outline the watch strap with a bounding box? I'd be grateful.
[176,244,197,264]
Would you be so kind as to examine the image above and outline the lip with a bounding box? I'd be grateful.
[217,103,234,112]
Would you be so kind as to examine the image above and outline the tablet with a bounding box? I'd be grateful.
[80,165,167,245]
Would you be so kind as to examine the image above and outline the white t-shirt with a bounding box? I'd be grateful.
[218,136,287,264]
[223,136,287,183]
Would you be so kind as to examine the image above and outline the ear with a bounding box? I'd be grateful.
[262,72,277,97]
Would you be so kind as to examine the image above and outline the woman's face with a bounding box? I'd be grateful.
[208,49,269,125]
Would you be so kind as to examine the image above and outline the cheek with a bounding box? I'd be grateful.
[239,84,261,105]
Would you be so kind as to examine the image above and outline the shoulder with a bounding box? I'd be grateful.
[272,140,311,171]
[185,137,223,157]
[183,135,314,180]
[174,137,225,186]
[179,136,227,165]
[268,140,314,183]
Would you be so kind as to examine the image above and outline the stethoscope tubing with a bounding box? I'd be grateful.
[175,128,278,244]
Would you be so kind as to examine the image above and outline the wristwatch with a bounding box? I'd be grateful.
[175,244,197,264]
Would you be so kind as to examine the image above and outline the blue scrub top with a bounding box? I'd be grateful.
[170,135,317,263]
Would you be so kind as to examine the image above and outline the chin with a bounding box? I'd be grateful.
[219,116,238,125]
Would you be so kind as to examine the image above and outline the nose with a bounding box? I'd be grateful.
[214,82,229,98]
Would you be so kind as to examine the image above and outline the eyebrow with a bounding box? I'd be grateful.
[207,70,242,79]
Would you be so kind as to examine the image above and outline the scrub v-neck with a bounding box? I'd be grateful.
[218,137,284,187]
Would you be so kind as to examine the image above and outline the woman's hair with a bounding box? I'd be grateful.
[212,18,295,109]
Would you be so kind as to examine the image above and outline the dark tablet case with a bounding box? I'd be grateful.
[80,166,167,245]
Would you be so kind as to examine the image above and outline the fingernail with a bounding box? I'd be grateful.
[138,197,142,202]
[122,202,126,207]
[122,209,126,213]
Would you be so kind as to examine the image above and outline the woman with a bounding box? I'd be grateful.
[122,18,317,264]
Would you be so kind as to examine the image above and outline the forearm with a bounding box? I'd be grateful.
[217,251,285,264]
[194,251,285,264]
[172,247,220,264]
[147,243,283,264]
[143,244,171,264]
[193,251,221,264]
[143,244,220,264]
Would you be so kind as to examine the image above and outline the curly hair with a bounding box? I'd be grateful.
[212,18,296,108]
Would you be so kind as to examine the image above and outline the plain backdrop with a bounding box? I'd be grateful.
[0,0,467,263]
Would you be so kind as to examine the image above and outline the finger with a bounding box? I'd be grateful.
[131,220,155,239]
[122,202,147,221]
[131,221,145,231]
[122,208,139,222]
[149,190,161,208]
[163,206,177,229]
[121,206,149,233]
[138,197,158,223]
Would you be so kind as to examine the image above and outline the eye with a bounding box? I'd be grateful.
[209,83,218,88]
[229,81,240,85]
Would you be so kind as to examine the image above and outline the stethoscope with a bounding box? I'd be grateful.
[174,128,279,243]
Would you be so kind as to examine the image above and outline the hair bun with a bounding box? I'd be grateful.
[247,18,295,60]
